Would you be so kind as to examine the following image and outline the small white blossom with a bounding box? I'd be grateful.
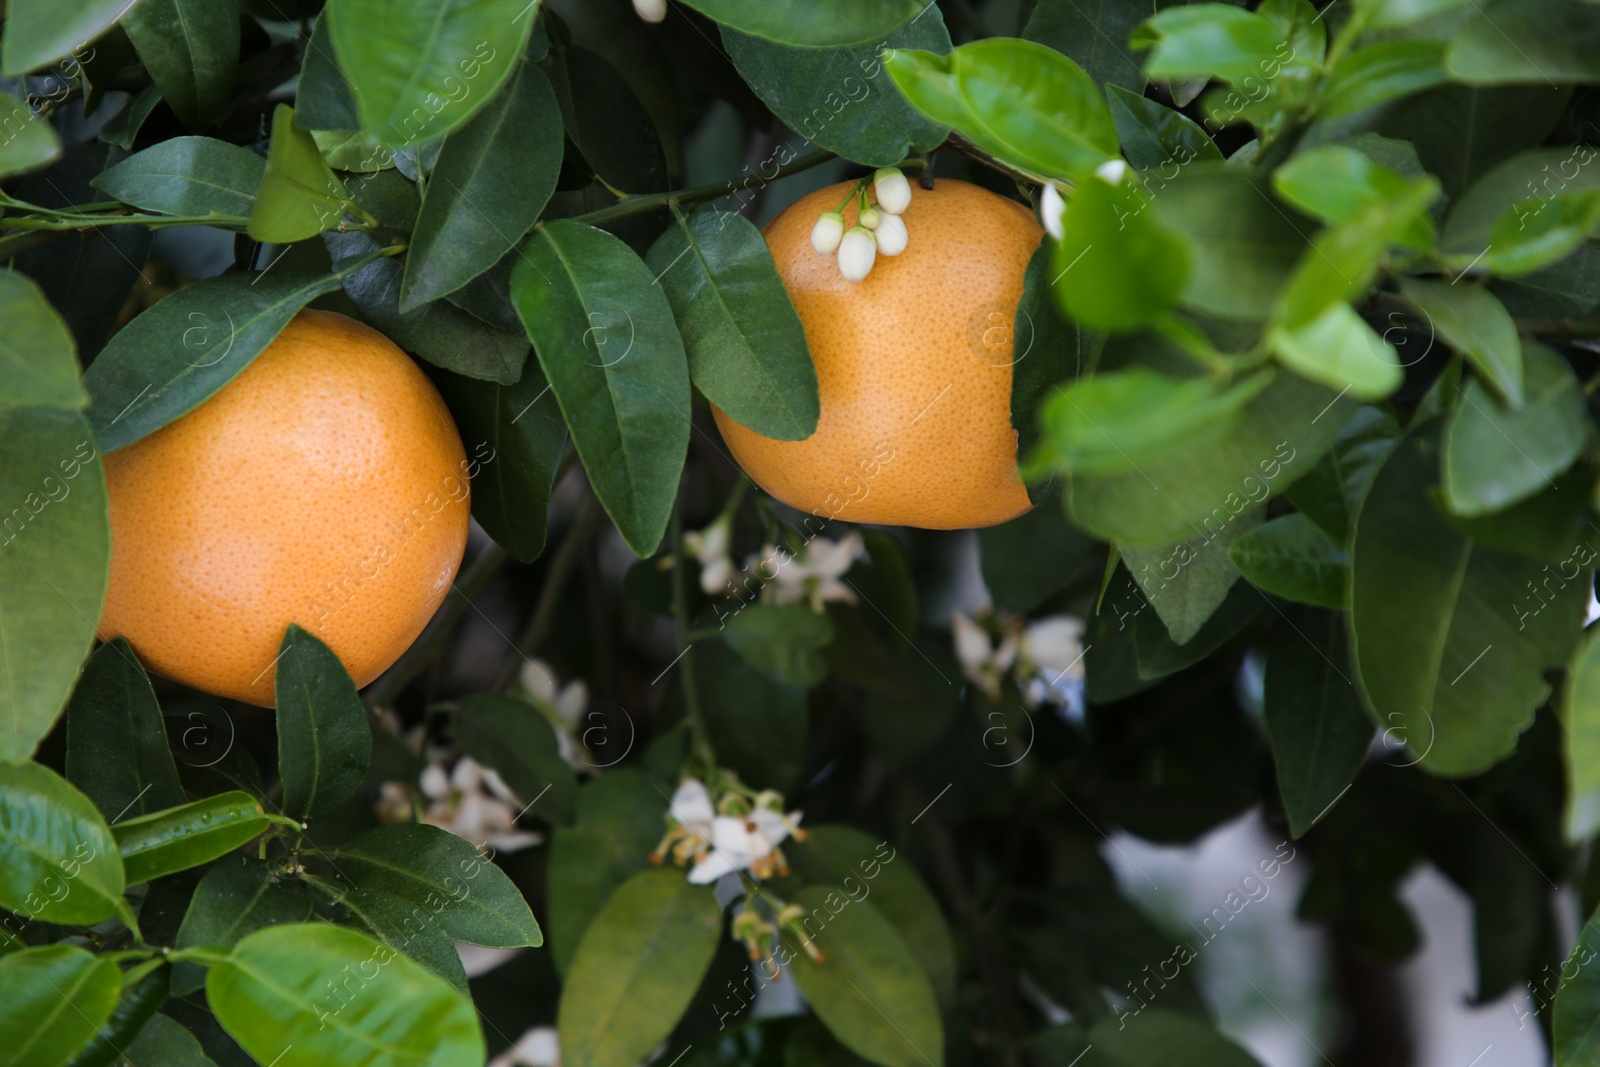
[838,226,877,282]
[753,532,863,610]
[489,1026,560,1067]
[1040,183,1066,241]
[688,803,804,884]
[859,205,883,230]
[669,778,717,843]
[874,212,908,256]
[1020,615,1086,682]
[631,0,667,22]
[380,756,542,852]
[811,210,845,256]
[953,611,1087,707]
[874,167,913,214]
[1095,158,1129,185]
[517,659,591,769]
[951,612,1019,700]
[684,513,737,597]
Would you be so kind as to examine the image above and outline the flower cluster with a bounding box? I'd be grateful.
[811,167,913,282]
[685,511,864,613]
[951,610,1087,707]
[653,778,805,885]
[376,755,542,853]
[515,658,591,770]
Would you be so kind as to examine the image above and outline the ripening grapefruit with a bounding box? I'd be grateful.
[713,177,1040,529]
[97,309,470,706]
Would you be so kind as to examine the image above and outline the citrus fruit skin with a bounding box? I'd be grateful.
[713,178,1040,529]
[98,310,470,706]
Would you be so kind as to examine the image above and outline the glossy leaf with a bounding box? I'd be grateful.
[722,10,951,170]
[296,12,361,130]
[65,638,186,821]
[781,886,945,1067]
[69,958,171,1067]
[0,762,128,927]
[647,209,819,441]
[92,137,265,219]
[113,792,271,885]
[83,269,343,453]
[1442,343,1585,516]
[1056,176,1190,331]
[1105,86,1222,171]
[1270,301,1402,400]
[1272,145,1434,249]
[1397,278,1523,406]
[1350,433,1586,776]
[121,0,240,130]
[1285,406,1400,540]
[331,822,543,947]
[1010,243,1102,477]
[1487,189,1600,277]
[173,856,315,996]
[1229,513,1349,608]
[677,0,923,47]
[510,219,691,557]
[207,923,484,1067]
[0,409,109,763]
[1564,628,1600,843]
[1132,5,1290,85]
[1,0,126,75]
[723,603,836,686]
[1123,505,1262,645]
[1023,0,1147,95]
[0,269,83,412]
[557,868,723,1067]
[452,693,577,825]
[401,61,563,310]
[0,92,62,178]
[123,1014,219,1067]
[0,945,120,1067]
[1320,39,1448,119]
[547,771,662,976]
[1440,148,1600,259]
[1446,0,1600,85]
[325,0,535,147]
[249,104,350,243]
[275,624,372,821]
[329,885,471,994]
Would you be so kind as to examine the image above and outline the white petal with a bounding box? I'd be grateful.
[874,212,908,256]
[688,851,738,884]
[419,762,451,800]
[1040,183,1066,241]
[519,659,557,704]
[711,815,762,859]
[701,557,734,597]
[480,767,522,806]
[874,167,913,214]
[1022,615,1086,675]
[671,779,716,836]
[951,613,994,680]
[555,680,588,725]
[1095,158,1129,185]
[837,227,877,282]
[632,0,667,22]
[486,829,544,853]
[811,211,845,256]
[751,808,793,848]
[450,757,484,794]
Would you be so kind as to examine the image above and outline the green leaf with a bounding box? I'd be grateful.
[249,104,350,244]
[1350,432,1586,776]
[646,209,819,441]
[0,269,83,412]
[330,822,543,947]
[328,885,470,995]
[1029,368,1272,479]
[1320,40,1448,119]
[510,219,691,556]
[1272,145,1434,249]
[886,39,1118,181]
[1105,86,1222,171]
[1229,513,1349,608]
[1284,406,1402,540]
[1055,176,1190,331]
[540,45,666,197]
[431,364,567,562]
[1023,0,1148,95]
[172,856,314,996]
[121,0,239,130]
[1487,189,1600,277]
[99,85,163,152]
[113,792,271,885]
[206,923,484,1067]
[1123,505,1262,645]
[401,61,563,310]
[781,886,944,1067]
[722,603,836,687]
[0,92,62,178]
[0,762,128,926]
[1397,278,1523,406]
[1079,1008,1264,1065]
[548,771,662,976]
[1364,0,1472,28]
[1446,0,1600,84]
[1442,343,1586,516]
[91,137,265,219]
[1269,301,1402,400]
[1440,148,1600,260]
[981,502,1100,614]
[1011,243,1102,498]
[1,0,124,75]
[274,624,372,821]
[296,13,361,131]
[0,945,121,1067]
[1265,607,1371,836]
[722,10,951,170]
[65,639,186,821]
[676,0,922,47]
[1132,5,1291,85]
[0,409,109,762]
[69,958,172,1067]
[452,693,577,825]
[557,868,723,1067]
[123,1014,218,1067]
[1555,902,1600,1064]
[83,269,343,452]
[694,638,808,792]
[1563,627,1600,843]
[783,826,958,1007]
[325,0,535,147]
[1412,84,1572,200]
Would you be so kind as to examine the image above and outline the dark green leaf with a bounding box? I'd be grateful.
[0,762,129,927]
[1055,176,1190,331]
[1320,40,1448,119]
[91,137,264,219]
[0,945,120,1067]
[510,219,691,556]
[1011,243,1101,484]
[452,693,576,825]
[401,62,563,309]
[1446,0,1600,84]
[694,638,808,792]
[1023,0,1148,95]
[1105,86,1222,171]
[1228,513,1349,608]
[981,503,1100,614]
[112,792,272,885]
[329,885,470,994]
[1,0,125,75]
[84,269,343,452]
[1555,902,1600,1065]
[0,269,83,411]
[123,1014,218,1067]
[206,923,484,1066]
[99,85,163,152]
[677,0,922,47]
[65,639,186,821]
[1442,343,1586,516]
[540,45,667,198]
[1284,405,1400,540]
[1397,278,1523,406]
[0,409,108,762]
[121,0,239,130]
[0,92,62,178]
[68,958,171,1067]
[331,822,543,947]
[249,104,349,243]
[274,624,371,821]
[722,604,835,686]
[1368,0,1472,27]
[1439,147,1600,262]
[557,868,723,1067]
[1564,626,1600,843]
[1123,505,1262,644]
[647,209,819,441]
[173,857,314,996]
[1080,1009,1264,1065]
[295,13,361,132]
[548,771,662,976]
[325,0,535,147]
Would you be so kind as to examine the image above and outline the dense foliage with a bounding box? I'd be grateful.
[5,0,1600,1065]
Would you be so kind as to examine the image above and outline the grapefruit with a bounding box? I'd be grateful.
[98,309,470,706]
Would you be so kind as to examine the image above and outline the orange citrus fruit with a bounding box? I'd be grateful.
[713,177,1041,529]
[98,309,470,706]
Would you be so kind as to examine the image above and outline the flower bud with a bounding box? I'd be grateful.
[859,205,882,230]
[1040,182,1065,241]
[874,211,908,256]
[837,226,877,282]
[1095,158,1129,185]
[873,167,912,214]
[632,0,667,21]
[810,211,845,256]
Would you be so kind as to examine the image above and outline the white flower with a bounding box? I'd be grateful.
[489,1026,560,1067]
[1020,615,1086,683]
[1095,158,1129,185]
[384,756,542,853]
[874,167,912,214]
[859,205,883,230]
[669,778,717,843]
[838,226,877,282]
[684,514,737,597]
[757,532,863,610]
[951,612,1020,700]
[688,805,804,884]
[631,0,667,22]
[517,660,591,768]
[811,210,845,256]
[874,212,908,256]
[1040,183,1066,241]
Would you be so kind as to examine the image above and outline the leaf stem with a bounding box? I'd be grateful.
[572,148,838,228]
